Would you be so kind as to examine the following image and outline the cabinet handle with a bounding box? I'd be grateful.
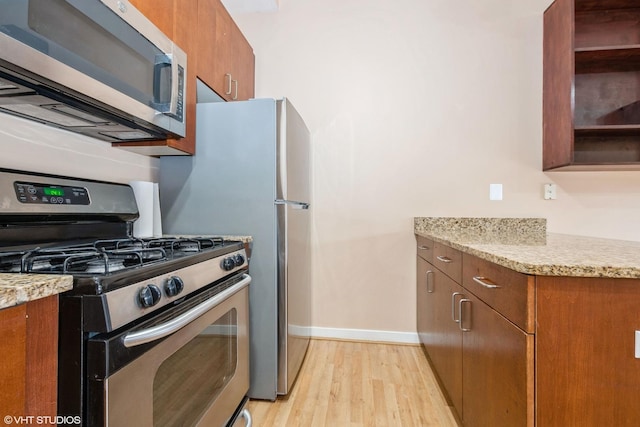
[426,270,434,293]
[232,79,238,100]
[225,73,233,95]
[472,276,501,289]
[451,292,463,323]
[459,299,471,332]
[418,245,430,250]
[436,255,452,263]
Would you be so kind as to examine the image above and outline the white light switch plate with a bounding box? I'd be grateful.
[635,331,640,358]
[489,184,503,201]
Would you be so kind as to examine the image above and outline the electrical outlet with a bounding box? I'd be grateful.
[544,183,557,200]
[489,184,503,201]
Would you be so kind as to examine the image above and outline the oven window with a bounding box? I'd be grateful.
[153,309,238,427]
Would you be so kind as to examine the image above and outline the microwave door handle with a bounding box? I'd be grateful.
[153,53,179,117]
[168,52,179,117]
[122,274,251,348]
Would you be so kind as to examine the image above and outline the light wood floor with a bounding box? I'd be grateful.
[247,339,458,427]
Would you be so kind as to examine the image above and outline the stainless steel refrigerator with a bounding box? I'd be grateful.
[158,98,311,401]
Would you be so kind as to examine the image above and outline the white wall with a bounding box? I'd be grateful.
[0,114,158,183]
[232,0,640,337]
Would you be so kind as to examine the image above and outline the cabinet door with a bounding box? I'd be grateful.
[461,292,534,427]
[537,276,640,426]
[198,0,232,99]
[129,0,174,36]
[0,296,59,418]
[231,23,255,101]
[417,257,463,417]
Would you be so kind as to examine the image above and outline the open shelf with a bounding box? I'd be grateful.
[543,0,640,170]
[575,125,640,137]
[576,0,640,11]
[575,45,640,73]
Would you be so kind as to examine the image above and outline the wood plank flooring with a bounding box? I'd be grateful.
[247,339,458,427]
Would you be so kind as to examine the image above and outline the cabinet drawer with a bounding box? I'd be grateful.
[462,254,534,333]
[416,235,434,263]
[433,242,462,283]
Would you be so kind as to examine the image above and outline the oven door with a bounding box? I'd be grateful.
[87,273,250,427]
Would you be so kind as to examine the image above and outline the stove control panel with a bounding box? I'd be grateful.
[104,248,249,327]
[14,181,90,205]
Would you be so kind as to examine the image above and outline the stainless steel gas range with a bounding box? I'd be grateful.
[0,169,252,427]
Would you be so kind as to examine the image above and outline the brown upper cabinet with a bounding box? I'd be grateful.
[116,0,254,156]
[198,0,255,102]
[543,0,640,170]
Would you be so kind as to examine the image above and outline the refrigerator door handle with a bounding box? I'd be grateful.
[275,199,310,210]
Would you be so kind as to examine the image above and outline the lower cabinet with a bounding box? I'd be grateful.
[536,276,640,426]
[461,291,533,427]
[417,239,534,426]
[0,295,59,419]
[417,256,463,417]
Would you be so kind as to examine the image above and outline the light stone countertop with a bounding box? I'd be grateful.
[415,217,640,279]
[0,274,73,310]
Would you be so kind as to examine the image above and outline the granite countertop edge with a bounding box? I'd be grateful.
[414,218,640,279]
[0,274,73,311]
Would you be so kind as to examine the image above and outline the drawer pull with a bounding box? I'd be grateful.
[459,299,472,332]
[426,270,434,293]
[452,292,463,322]
[437,255,453,263]
[418,245,430,250]
[473,276,501,289]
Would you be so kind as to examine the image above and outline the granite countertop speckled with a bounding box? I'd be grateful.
[415,217,640,279]
[0,274,73,310]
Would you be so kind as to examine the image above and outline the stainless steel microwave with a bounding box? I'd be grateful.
[0,0,186,142]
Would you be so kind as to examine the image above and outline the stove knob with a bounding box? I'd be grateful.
[165,276,185,297]
[139,284,161,308]
[233,253,245,267]
[221,257,236,271]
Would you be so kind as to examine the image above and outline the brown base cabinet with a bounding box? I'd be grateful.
[417,255,463,417]
[417,235,640,426]
[537,276,640,426]
[0,296,59,420]
[417,237,533,426]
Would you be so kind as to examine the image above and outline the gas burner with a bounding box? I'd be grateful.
[84,258,126,274]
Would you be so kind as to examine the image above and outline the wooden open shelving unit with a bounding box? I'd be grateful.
[544,0,640,170]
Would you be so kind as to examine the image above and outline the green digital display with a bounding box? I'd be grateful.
[43,187,64,197]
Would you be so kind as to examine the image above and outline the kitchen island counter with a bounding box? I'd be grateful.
[0,274,72,310]
[415,217,640,279]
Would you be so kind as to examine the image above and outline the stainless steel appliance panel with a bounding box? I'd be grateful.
[160,98,311,400]
[97,277,250,427]
[0,0,186,141]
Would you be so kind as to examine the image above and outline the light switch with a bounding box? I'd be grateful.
[635,331,640,359]
[489,184,502,201]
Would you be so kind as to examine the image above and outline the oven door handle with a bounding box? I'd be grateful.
[123,274,251,348]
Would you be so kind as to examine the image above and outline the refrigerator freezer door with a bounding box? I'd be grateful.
[277,98,311,204]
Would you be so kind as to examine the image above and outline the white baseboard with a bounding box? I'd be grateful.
[309,326,420,344]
